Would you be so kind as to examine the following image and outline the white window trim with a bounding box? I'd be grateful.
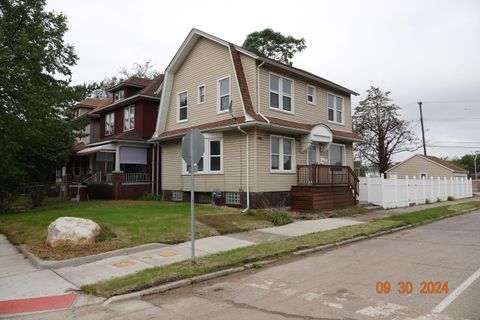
[105,112,115,136]
[197,84,206,105]
[269,72,295,114]
[182,136,224,175]
[328,143,346,166]
[217,76,231,114]
[123,105,135,131]
[270,135,296,173]
[307,84,316,105]
[176,90,188,123]
[327,92,345,125]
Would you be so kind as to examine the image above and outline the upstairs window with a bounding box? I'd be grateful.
[307,85,316,105]
[217,76,230,113]
[105,112,115,135]
[124,105,135,131]
[270,136,294,172]
[198,85,206,104]
[328,94,344,124]
[270,73,293,112]
[114,90,125,102]
[177,91,188,122]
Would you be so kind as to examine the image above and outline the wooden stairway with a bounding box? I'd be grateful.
[291,165,359,211]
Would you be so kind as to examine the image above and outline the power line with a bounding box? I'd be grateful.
[428,145,480,149]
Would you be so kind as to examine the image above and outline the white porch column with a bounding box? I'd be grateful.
[115,145,121,172]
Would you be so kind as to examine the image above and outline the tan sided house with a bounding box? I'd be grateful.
[150,29,363,210]
[386,154,469,179]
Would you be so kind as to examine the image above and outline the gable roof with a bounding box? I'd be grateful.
[386,154,468,174]
[76,98,105,109]
[257,56,358,96]
[92,75,164,114]
[424,155,469,173]
[87,96,113,116]
[108,76,152,92]
[152,28,358,139]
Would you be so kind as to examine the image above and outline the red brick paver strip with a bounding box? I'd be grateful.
[0,293,77,316]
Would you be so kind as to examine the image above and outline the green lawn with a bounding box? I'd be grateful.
[83,201,480,297]
[0,199,274,260]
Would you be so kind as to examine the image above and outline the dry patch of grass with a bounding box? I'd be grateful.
[197,214,273,234]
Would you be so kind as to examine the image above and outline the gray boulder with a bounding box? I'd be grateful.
[46,217,101,247]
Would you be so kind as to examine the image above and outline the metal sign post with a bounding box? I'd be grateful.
[181,129,205,263]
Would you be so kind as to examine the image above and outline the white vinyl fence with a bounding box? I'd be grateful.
[359,176,473,209]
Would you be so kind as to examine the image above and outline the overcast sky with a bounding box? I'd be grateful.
[47,0,480,161]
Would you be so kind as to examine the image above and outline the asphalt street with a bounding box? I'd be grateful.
[18,210,480,320]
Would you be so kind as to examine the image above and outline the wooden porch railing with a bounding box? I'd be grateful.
[297,165,359,196]
[83,171,102,184]
[123,172,150,183]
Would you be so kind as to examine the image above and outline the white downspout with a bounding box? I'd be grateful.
[237,126,250,212]
[256,61,269,123]
[151,144,155,194]
[156,142,160,196]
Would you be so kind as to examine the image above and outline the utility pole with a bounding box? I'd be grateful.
[418,101,427,156]
[475,151,480,180]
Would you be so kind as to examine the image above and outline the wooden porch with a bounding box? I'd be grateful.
[291,165,359,211]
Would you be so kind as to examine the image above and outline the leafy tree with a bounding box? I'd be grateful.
[243,28,306,65]
[450,154,477,178]
[353,87,419,176]
[354,161,367,177]
[0,0,88,211]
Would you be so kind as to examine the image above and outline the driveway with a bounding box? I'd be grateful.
[15,211,480,319]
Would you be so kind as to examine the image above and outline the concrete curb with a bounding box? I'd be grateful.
[293,207,478,256]
[101,206,479,305]
[102,259,281,305]
[18,243,167,269]
[191,267,245,283]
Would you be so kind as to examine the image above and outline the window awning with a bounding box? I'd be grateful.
[301,124,333,151]
[120,147,147,164]
[76,143,116,155]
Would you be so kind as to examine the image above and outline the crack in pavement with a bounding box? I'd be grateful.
[374,237,480,248]
[177,291,354,320]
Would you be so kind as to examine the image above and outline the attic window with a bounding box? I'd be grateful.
[114,90,125,102]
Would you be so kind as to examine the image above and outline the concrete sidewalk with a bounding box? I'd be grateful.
[0,235,104,317]
[54,218,362,287]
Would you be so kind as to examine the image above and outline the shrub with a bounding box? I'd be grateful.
[86,184,112,200]
[447,196,455,201]
[267,211,292,226]
[140,193,162,201]
[437,198,441,203]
